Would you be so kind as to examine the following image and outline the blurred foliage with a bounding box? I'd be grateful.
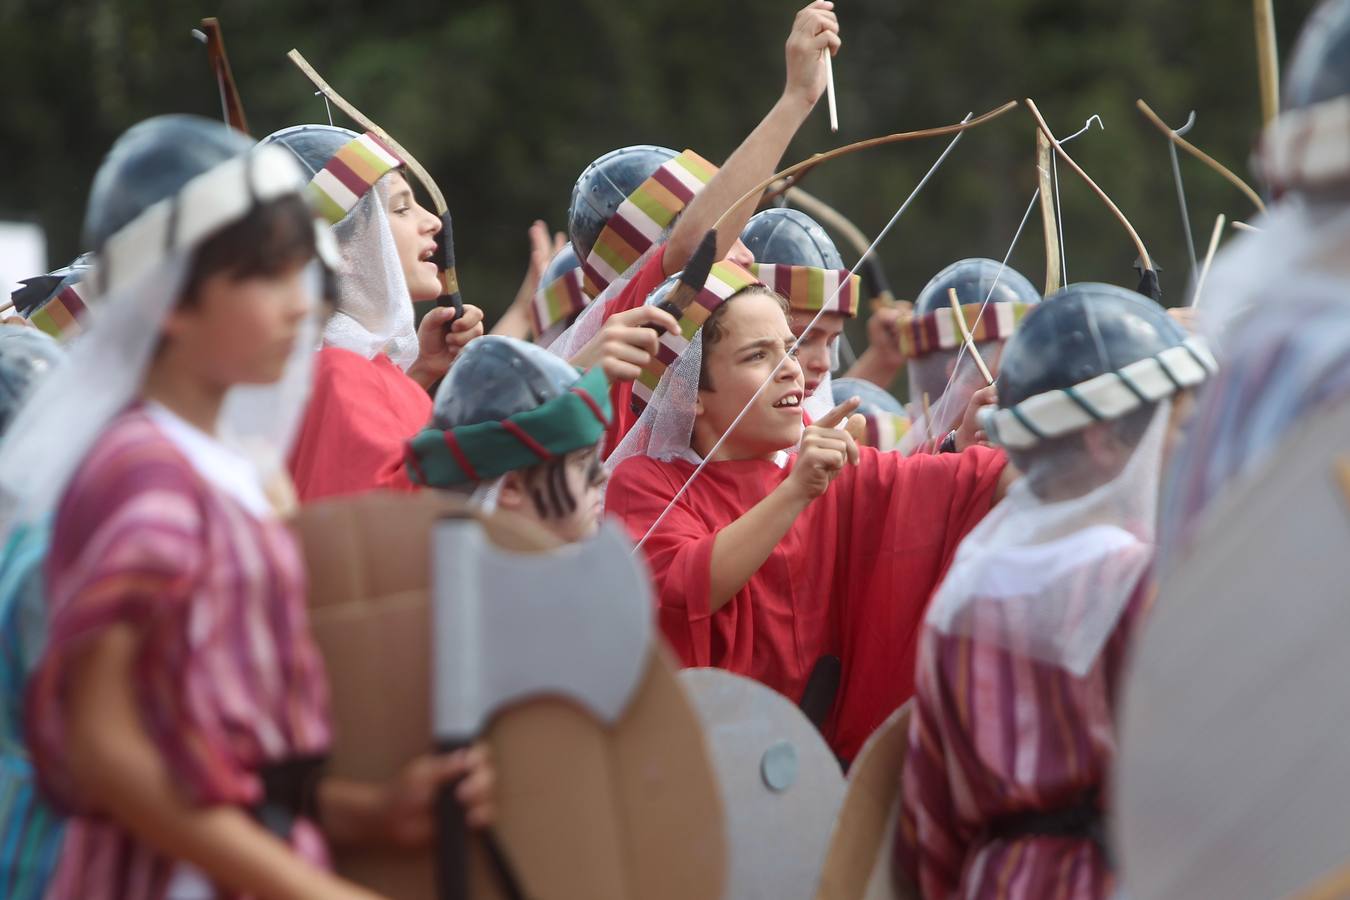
[0,0,1320,362]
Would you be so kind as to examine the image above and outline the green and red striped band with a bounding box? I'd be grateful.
[580,150,718,299]
[306,131,404,225]
[749,263,861,318]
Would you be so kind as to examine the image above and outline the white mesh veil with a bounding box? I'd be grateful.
[0,151,327,537]
[898,354,988,454]
[325,174,419,370]
[607,328,706,471]
[924,400,1171,676]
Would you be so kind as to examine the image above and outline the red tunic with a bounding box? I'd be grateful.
[606,445,1005,760]
[289,347,432,502]
[597,246,670,458]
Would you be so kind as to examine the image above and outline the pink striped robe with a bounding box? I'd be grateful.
[896,552,1152,899]
[26,408,332,900]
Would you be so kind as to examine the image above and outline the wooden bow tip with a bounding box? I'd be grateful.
[287,48,448,215]
[1135,98,1267,214]
[1024,97,1153,273]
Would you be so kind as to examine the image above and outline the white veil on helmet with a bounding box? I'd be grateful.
[262,125,419,371]
[325,175,419,370]
[925,400,1172,676]
[0,119,332,537]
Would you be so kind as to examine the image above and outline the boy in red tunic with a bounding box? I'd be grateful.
[606,279,1012,761]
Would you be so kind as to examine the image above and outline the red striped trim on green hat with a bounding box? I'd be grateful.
[581,149,717,298]
[405,367,613,488]
[749,263,861,318]
[899,302,1036,361]
[631,260,761,412]
[305,131,404,225]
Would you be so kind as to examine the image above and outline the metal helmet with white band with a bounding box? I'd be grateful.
[982,283,1216,458]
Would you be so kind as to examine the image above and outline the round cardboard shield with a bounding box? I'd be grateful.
[680,668,846,900]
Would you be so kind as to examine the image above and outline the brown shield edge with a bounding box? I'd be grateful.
[814,701,919,900]
[293,490,728,899]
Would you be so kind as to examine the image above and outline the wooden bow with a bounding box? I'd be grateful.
[1024,98,1155,281]
[1136,99,1267,214]
[1254,0,1281,127]
[288,49,447,216]
[197,18,250,135]
[711,101,1020,234]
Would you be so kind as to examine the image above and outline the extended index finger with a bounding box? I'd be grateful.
[815,396,861,429]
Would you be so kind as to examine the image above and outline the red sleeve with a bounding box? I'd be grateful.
[599,246,670,459]
[604,456,718,667]
[827,445,1006,761]
[289,348,433,502]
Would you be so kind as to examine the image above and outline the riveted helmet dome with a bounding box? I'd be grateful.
[914,258,1040,317]
[568,145,677,263]
[261,123,362,178]
[432,335,582,430]
[82,115,256,252]
[0,325,64,438]
[996,283,1187,410]
[831,377,905,417]
[1283,0,1350,110]
[740,208,844,269]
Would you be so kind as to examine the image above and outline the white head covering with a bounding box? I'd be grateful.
[325,174,420,370]
[925,400,1171,676]
[0,125,331,537]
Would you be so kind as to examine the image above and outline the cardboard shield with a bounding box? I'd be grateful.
[815,702,918,900]
[1114,397,1350,899]
[296,492,726,900]
[679,668,846,900]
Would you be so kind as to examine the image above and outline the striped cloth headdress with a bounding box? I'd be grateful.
[581,150,718,299]
[862,411,911,452]
[11,260,94,341]
[30,281,92,340]
[531,266,588,342]
[749,263,861,318]
[899,302,1036,361]
[631,260,761,413]
[306,131,404,225]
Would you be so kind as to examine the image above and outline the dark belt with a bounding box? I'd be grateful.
[251,754,329,841]
[985,792,1111,864]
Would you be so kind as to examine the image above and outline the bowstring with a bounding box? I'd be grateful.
[634,113,977,553]
[929,115,1102,434]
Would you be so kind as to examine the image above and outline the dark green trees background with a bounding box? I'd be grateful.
[0,0,1319,351]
